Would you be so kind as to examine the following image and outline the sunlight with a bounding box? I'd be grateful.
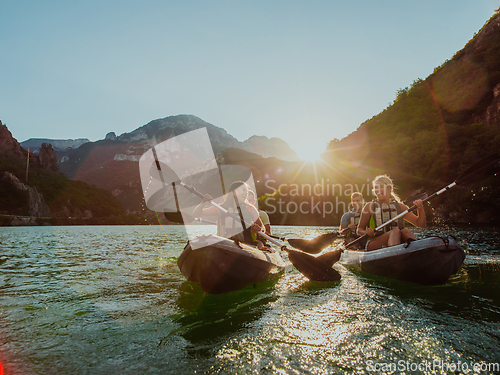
[296,138,326,162]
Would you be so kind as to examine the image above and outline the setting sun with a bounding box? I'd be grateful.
[296,138,326,162]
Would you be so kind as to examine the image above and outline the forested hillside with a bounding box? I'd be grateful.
[323,12,500,224]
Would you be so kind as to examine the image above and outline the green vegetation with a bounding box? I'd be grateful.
[0,149,143,224]
[227,12,500,226]
[323,13,500,224]
[0,182,29,215]
[0,150,30,215]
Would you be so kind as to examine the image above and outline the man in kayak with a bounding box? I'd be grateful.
[192,181,268,247]
[247,189,272,250]
[356,175,426,251]
[248,190,272,234]
[340,192,366,249]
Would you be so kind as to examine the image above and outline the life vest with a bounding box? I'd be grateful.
[369,199,404,235]
[217,200,256,245]
[250,210,270,242]
[345,210,361,238]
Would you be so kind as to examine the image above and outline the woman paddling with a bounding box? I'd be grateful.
[191,181,267,248]
[356,175,426,251]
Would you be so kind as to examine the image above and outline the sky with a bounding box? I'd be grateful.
[1,1,499,161]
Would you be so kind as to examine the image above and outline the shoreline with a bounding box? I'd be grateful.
[0,214,490,228]
[0,214,146,227]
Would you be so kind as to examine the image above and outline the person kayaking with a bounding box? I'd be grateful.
[247,189,272,249]
[339,192,366,249]
[356,175,426,251]
[247,190,272,235]
[192,181,268,247]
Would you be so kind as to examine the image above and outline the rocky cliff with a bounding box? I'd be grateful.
[1,121,130,223]
[1,122,53,218]
[1,121,27,158]
[38,143,60,173]
[2,172,51,217]
[1,121,60,173]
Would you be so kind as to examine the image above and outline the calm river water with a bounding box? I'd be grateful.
[0,225,499,374]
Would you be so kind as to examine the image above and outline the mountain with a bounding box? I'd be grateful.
[107,115,299,161]
[323,11,500,224]
[13,13,500,226]
[21,138,90,153]
[241,135,300,161]
[51,115,300,218]
[51,114,299,178]
[0,121,139,225]
[0,121,26,159]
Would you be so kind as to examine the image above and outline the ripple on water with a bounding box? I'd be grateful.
[0,225,499,374]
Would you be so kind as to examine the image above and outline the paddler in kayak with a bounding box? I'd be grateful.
[356,175,426,251]
[248,189,272,235]
[247,189,272,249]
[192,181,268,248]
[339,192,366,250]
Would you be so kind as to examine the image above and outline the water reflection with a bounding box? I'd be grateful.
[0,225,499,374]
[168,279,281,343]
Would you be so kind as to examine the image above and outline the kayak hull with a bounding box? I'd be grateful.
[177,234,286,294]
[339,236,465,285]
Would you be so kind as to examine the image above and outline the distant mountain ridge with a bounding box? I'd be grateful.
[241,135,299,161]
[22,115,300,162]
[21,138,90,153]
[44,115,300,218]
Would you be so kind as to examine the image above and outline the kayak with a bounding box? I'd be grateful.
[177,234,286,294]
[339,236,465,285]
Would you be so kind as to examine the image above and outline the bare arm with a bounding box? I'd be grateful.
[401,199,426,228]
[248,204,266,233]
[356,203,375,237]
[191,194,220,218]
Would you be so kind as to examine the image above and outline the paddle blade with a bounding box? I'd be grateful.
[163,211,194,224]
[286,248,341,282]
[287,233,337,254]
[455,153,500,185]
[149,161,181,184]
[403,189,428,206]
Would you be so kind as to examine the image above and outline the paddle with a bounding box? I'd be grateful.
[344,153,500,250]
[286,189,430,254]
[149,160,341,281]
[287,230,348,254]
[163,211,185,223]
[403,188,428,207]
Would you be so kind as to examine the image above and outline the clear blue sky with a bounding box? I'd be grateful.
[1,1,498,161]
